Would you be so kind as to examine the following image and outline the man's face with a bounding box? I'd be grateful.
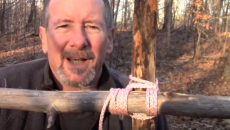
[39,0,113,88]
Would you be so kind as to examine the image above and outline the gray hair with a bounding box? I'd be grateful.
[42,0,113,30]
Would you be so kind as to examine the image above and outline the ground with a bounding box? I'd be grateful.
[0,28,230,130]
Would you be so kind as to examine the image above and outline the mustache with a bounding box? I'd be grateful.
[61,50,95,60]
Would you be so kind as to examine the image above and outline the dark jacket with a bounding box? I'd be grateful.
[0,58,168,130]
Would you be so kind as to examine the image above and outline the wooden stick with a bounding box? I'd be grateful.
[0,88,145,113]
[158,92,230,118]
[1,88,230,119]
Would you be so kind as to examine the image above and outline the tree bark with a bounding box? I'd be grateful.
[132,0,157,129]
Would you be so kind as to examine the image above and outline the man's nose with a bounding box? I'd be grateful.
[70,25,88,49]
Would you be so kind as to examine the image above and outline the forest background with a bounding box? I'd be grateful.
[0,0,230,129]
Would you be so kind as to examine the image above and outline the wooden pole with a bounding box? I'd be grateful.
[132,0,158,129]
[2,89,230,120]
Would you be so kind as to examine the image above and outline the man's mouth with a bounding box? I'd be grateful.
[67,58,88,64]
[62,50,95,66]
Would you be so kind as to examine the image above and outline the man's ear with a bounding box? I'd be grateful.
[106,28,114,54]
[39,26,48,54]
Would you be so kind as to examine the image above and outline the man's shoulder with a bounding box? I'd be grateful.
[107,67,129,88]
[0,58,47,75]
[0,58,47,89]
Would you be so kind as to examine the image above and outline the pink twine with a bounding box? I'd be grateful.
[99,75,158,130]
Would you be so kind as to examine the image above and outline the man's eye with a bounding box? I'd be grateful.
[85,25,100,33]
[58,24,69,28]
[85,25,99,30]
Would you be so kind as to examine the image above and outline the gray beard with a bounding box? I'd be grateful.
[56,65,96,88]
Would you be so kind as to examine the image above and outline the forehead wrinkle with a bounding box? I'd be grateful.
[54,19,74,25]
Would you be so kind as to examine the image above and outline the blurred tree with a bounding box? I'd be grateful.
[188,0,211,60]
[26,0,36,32]
[1,0,6,34]
[214,0,223,33]
[114,0,120,28]
[223,0,229,32]
[124,0,128,29]
[162,0,173,30]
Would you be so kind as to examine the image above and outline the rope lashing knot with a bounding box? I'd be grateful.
[99,75,159,130]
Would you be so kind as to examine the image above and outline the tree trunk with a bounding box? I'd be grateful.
[1,0,6,34]
[162,0,173,30]
[223,40,230,80]
[190,0,196,29]
[173,0,180,29]
[124,0,128,29]
[132,0,157,129]
[26,0,36,32]
[219,0,224,32]
[215,0,223,33]
[167,0,172,47]
[114,0,120,28]
[222,15,229,78]
[193,26,201,60]
[110,0,115,22]
[221,2,229,54]
[223,0,229,32]
[204,0,208,13]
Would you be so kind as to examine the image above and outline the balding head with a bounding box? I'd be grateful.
[42,0,113,30]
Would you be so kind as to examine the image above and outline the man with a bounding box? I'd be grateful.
[0,0,168,129]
